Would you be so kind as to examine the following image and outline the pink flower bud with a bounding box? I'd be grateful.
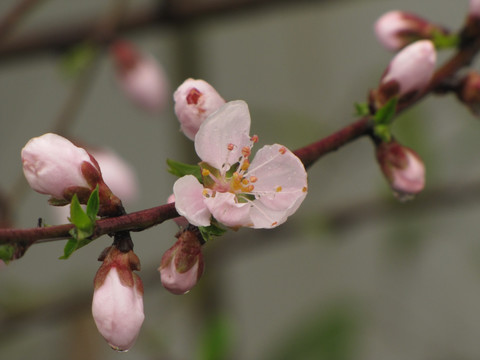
[111,40,169,113]
[92,247,144,351]
[376,141,425,199]
[21,133,101,201]
[470,0,480,18]
[375,11,448,51]
[174,78,226,140]
[167,194,189,228]
[158,229,204,295]
[373,40,436,107]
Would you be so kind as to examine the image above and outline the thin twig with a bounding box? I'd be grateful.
[0,0,45,44]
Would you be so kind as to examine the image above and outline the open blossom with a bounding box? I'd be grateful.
[376,140,425,199]
[92,247,144,351]
[158,228,204,295]
[174,78,226,140]
[375,11,448,51]
[111,40,169,113]
[372,40,436,107]
[21,133,101,201]
[173,100,308,229]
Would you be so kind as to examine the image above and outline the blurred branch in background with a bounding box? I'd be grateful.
[0,0,44,44]
[0,0,325,62]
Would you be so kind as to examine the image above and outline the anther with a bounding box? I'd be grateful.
[202,169,211,177]
[251,135,259,143]
[227,143,235,151]
[276,186,282,192]
[249,176,258,183]
[279,147,287,155]
[242,146,251,157]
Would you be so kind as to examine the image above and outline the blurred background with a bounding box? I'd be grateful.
[1,0,480,359]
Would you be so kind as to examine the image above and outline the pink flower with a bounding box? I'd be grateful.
[470,0,480,18]
[375,11,447,51]
[21,133,101,201]
[173,100,308,229]
[92,247,144,351]
[158,229,204,295]
[174,78,226,140]
[167,194,189,228]
[376,140,425,199]
[373,40,436,107]
[111,40,169,113]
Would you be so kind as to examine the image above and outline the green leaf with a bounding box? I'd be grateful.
[373,97,398,126]
[197,315,232,360]
[59,239,78,260]
[69,194,93,232]
[373,124,391,143]
[0,244,15,263]
[167,158,202,182]
[432,31,459,50]
[353,102,370,117]
[198,222,227,242]
[60,42,97,78]
[86,185,100,221]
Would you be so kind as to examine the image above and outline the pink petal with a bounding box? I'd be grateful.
[204,192,252,228]
[195,100,252,171]
[173,175,211,226]
[248,144,307,213]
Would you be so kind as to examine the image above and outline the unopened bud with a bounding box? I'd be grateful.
[174,78,226,140]
[376,140,425,200]
[21,133,101,203]
[372,40,436,108]
[158,228,204,295]
[375,11,448,51]
[111,40,169,113]
[456,71,480,115]
[92,246,144,352]
[470,0,480,18]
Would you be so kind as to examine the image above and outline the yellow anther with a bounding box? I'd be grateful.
[251,135,259,143]
[242,178,249,185]
[276,186,282,192]
[302,186,307,192]
[279,147,287,155]
[202,189,209,197]
[202,168,210,177]
[241,159,250,171]
[249,176,258,183]
[245,185,254,192]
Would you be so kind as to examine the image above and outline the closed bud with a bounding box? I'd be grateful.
[92,246,144,352]
[158,228,204,295]
[470,0,480,19]
[174,78,226,140]
[375,11,448,51]
[111,40,169,113]
[22,133,101,202]
[372,40,436,108]
[376,140,425,200]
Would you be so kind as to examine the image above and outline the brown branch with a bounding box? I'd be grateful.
[0,0,45,44]
[0,0,322,62]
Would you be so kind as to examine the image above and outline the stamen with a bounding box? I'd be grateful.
[202,189,209,197]
[245,184,254,192]
[202,169,211,177]
[241,159,250,171]
[242,178,249,185]
[227,143,235,151]
[302,187,307,192]
[242,146,251,157]
[276,186,282,192]
[271,221,278,227]
[279,147,287,155]
[251,135,259,143]
[249,176,258,183]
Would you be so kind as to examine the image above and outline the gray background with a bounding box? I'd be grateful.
[1,0,480,359]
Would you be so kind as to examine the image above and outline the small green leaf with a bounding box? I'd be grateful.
[59,239,78,260]
[0,244,15,263]
[167,158,202,182]
[86,185,100,221]
[354,102,370,117]
[373,124,391,143]
[432,31,459,50]
[373,97,398,126]
[198,222,227,242]
[60,42,97,78]
[69,194,93,232]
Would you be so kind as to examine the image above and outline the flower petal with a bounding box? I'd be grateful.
[173,175,211,226]
[204,192,252,228]
[248,144,307,213]
[195,100,252,171]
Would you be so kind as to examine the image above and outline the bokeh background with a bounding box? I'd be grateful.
[1,0,480,359]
